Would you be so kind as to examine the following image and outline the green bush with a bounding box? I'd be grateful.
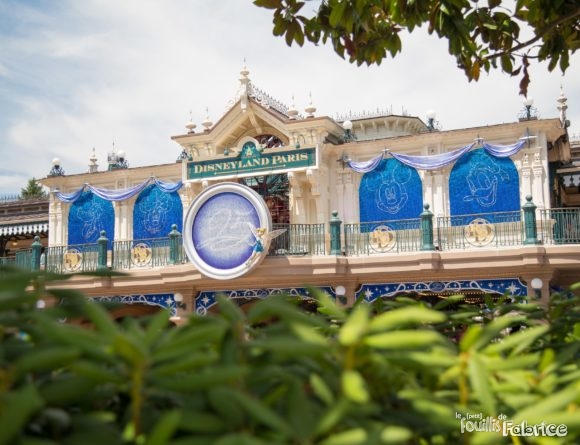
[0,266,579,444]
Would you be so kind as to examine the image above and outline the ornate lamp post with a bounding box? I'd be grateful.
[48,158,65,177]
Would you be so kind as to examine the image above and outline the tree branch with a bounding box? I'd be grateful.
[484,6,580,61]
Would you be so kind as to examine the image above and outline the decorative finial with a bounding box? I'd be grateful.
[238,63,250,112]
[557,85,569,128]
[240,58,249,78]
[202,107,213,131]
[185,110,196,133]
[305,92,316,118]
[288,95,299,120]
[88,147,99,173]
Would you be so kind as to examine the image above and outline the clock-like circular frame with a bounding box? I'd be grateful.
[183,182,272,280]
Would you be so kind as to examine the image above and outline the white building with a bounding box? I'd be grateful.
[39,67,579,317]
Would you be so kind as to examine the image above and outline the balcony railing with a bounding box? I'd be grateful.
[269,223,326,256]
[45,244,100,274]
[344,208,580,255]
[436,211,523,250]
[344,218,421,255]
[539,208,580,244]
[112,237,187,270]
[1,207,579,271]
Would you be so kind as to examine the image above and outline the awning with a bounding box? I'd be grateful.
[0,223,49,237]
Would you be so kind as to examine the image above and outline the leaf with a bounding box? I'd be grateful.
[434,293,465,309]
[364,329,445,349]
[250,337,328,357]
[152,321,228,362]
[380,426,413,444]
[315,398,350,435]
[471,60,481,80]
[40,375,99,405]
[112,333,148,366]
[214,433,269,445]
[177,411,226,433]
[470,315,527,351]
[287,378,316,439]
[483,325,549,355]
[291,322,328,345]
[229,390,292,436]
[13,347,81,379]
[310,372,335,405]
[150,351,217,377]
[484,353,540,371]
[368,306,446,332]
[512,381,580,424]
[329,0,347,28]
[468,353,496,414]
[157,366,248,392]
[312,288,346,320]
[339,303,369,346]
[83,299,119,337]
[518,55,530,96]
[253,0,282,9]
[320,428,367,445]
[293,19,305,46]
[217,294,245,323]
[145,410,181,445]
[143,309,170,346]
[341,370,370,404]
[0,385,44,444]
[207,387,245,427]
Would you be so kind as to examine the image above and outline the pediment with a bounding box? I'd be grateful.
[213,98,291,148]
[172,98,293,156]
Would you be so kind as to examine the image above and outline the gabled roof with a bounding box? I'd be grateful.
[171,96,295,149]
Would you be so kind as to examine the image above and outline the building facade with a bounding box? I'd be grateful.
[38,67,579,317]
[0,196,49,263]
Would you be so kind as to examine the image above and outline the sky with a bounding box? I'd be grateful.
[0,0,578,195]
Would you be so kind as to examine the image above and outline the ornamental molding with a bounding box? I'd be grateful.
[0,222,49,236]
[356,278,527,304]
[90,293,179,316]
[194,286,334,315]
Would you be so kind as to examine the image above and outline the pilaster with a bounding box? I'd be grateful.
[288,171,306,224]
[532,150,545,209]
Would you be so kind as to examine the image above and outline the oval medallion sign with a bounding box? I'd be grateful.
[183,182,273,280]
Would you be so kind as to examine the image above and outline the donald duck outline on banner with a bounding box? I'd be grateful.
[245,223,286,267]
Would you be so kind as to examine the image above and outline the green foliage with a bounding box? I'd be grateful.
[0,265,579,444]
[253,0,580,96]
[20,178,46,200]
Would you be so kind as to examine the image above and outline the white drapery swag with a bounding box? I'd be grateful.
[54,177,183,203]
[346,139,527,172]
